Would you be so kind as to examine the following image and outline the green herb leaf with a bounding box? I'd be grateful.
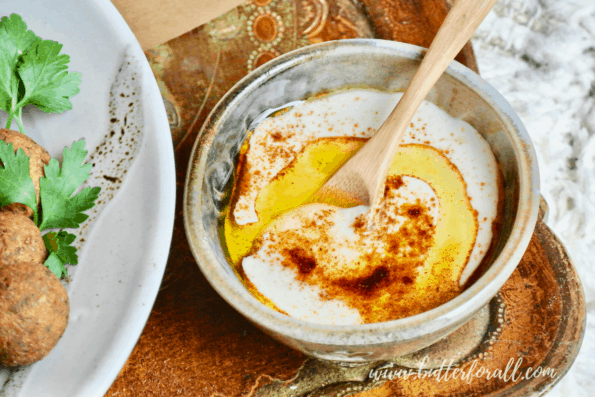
[0,140,38,222]
[39,139,100,231]
[0,13,81,134]
[44,253,66,278]
[17,39,82,114]
[43,231,78,277]
[0,14,40,116]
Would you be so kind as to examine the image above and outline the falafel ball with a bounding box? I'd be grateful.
[0,128,51,218]
[0,261,69,367]
[0,212,47,267]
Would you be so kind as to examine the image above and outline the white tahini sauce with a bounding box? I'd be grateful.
[236,90,499,324]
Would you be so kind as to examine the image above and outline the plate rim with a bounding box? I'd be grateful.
[82,0,177,394]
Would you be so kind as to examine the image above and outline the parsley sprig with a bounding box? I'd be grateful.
[39,140,100,231]
[0,14,81,134]
[0,139,100,277]
[43,231,78,278]
[0,141,38,223]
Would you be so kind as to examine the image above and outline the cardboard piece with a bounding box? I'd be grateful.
[111,0,246,49]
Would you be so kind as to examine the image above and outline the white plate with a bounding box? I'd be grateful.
[0,0,176,396]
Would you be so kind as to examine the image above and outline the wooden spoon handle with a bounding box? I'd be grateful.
[380,0,499,147]
[340,0,499,208]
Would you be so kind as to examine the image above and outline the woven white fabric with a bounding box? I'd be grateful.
[473,0,595,395]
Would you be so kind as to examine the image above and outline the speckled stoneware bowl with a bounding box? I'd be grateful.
[183,39,540,362]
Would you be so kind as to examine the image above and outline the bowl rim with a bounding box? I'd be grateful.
[183,38,540,346]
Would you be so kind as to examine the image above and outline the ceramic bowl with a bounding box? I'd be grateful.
[183,39,540,362]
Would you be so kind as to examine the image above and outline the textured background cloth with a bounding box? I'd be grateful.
[473,0,595,395]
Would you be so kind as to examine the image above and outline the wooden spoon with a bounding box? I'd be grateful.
[313,0,499,223]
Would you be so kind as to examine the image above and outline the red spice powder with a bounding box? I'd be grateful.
[252,174,443,323]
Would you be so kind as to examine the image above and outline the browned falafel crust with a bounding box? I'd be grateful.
[0,212,47,267]
[0,261,69,367]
